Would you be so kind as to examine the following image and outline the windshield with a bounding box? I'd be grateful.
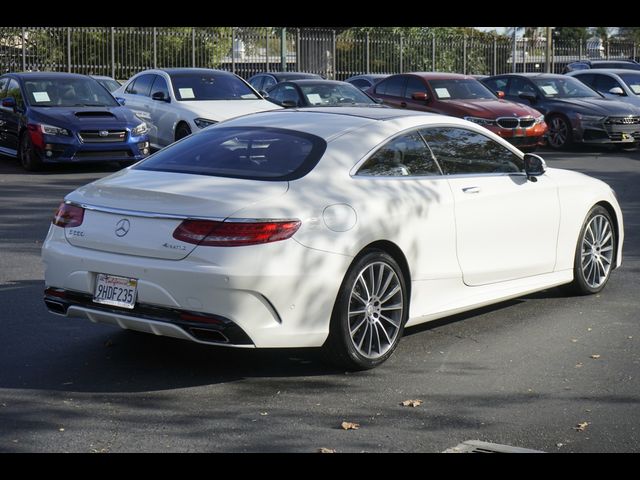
[299,83,376,106]
[96,78,122,93]
[24,77,119,107]
[429,79,496,100]
[619,73,640,95]
[134,127,326,181]
[532,77,601,98]
[170,72,260,101]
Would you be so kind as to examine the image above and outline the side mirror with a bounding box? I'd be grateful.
[524,153,546,179]
[115,96,126,106]
[1,97,16,109]
[151,91,169,102]
[281,100,298,108]
[519,92,538,104]
[373,97,384,104]
[609,86,625,96]
[496,90,505,99]
[411,92,428,101]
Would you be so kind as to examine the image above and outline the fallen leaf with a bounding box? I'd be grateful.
[318,447,336,454]
[556,443,564,448]
[574,422,589,432]
[59,428,65,432]
[571,339,578,343]
[341,421,360,430]
[575,363,583,368]
[401,399,423,407]
[590,354,601,359]
[587,328,592,332]
[628,336,633,340]
[259,412,268,416]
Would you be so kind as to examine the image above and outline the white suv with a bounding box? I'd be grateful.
[113,68,281,149]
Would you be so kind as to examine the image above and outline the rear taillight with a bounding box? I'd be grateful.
[53,203,85,228]
[173,219,301,247]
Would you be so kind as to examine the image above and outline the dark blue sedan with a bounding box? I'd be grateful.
[0,72,150,171]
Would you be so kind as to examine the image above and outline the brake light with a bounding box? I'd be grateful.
[27,123,45,149]
[53,203,85,228]
[173,219,301,247]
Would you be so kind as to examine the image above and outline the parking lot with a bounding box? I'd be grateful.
[0,145,639,453]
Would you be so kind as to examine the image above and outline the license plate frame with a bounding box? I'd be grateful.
[93,273,138,309]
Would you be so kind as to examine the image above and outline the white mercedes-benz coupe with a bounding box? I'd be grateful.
[41,107,624,370]
[112,68,281,150]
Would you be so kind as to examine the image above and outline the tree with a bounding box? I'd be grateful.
[554,27,589,42]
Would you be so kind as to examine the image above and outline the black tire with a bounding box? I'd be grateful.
[566,205,616,296]
[175,123,192,142]
[322,250,409,371]
[547,114,573,150]
[18,132,43,172]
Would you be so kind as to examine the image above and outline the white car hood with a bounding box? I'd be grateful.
[182,99,282,121]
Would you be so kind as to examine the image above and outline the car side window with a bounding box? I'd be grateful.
[420,127,524,175]
[150,75,170,99]
[262,76,277,89]
[249,76,264,91]
[404,76,427,99]
[350,79,371,90]
[483,77,508,93]
[0,77,9,99]
[280,85,301,106]
[506,78,535,97]
[6,79,24,109]
[594,74,622,94]
[126,74,155,96]
[374,76,406,97]
[574,73,596,89]
[268,84,284,102]
[356,131,441,177]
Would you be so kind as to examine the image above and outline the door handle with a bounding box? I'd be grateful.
[462,186,481,194]
[400,102,407,108]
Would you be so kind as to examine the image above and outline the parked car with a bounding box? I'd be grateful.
[265,79,383,108]
[112,68,281,149]
[344,74,390,91]
[482,73,640,149]
[247,72,322,93]
[367,72,547,151]
[42,107,623,370]
[0,72,150,171]
[562,59,640,74]
[567,69,640,107]
[91,75,122,93]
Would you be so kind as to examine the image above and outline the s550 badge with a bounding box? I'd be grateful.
[162,242,187,251]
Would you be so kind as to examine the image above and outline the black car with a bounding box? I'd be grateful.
[247,72,322,93]
[562,59,640,74]
[0,72,150,170]
[264,79,383,108]
[482,73,640,149]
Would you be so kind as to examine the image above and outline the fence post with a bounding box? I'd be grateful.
[153,27,157,68]
[111,27,115,79]
[634,42,638,61]
[493,36,497,75]
[365,32,370,74]
[231,27,236,74]
[463,35,467,74]
[22,27,26,71]
[67,27,72,72]
[522,37,527,72]
[579,41,583,61]
[296,28,300,71]
[432,34,436,70]
[331,29,336,79]
[606,39,610,59]
[265,29,269,71]
[192,27,196,67]
[282,28,288,72]
[399,35,403,73]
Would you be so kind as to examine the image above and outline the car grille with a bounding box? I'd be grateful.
[602,116,640,139]
[74,150,132,159]
[604,116,640,125]
[496,117,536,129]
[78,130,127,143]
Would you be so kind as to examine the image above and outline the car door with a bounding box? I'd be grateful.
[0,77,11,152]
[370,76,407,108]
[2,78,24,152]
[120,74,156,127]
[402,76,430,111]
[148,74,176,147]
[420,125,560,286]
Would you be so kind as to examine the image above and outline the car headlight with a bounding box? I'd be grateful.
[194,118,218,129]
[577,114,604,125]
[131,122,148,136]
[534,115,545,124]
[41,124,70,136]
[463,116,496,126]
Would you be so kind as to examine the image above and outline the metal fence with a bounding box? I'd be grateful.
[1,27,638,81]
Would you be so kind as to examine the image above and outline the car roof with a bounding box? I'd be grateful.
[159,68,234,76]
[489,73,568,79]
[282,79,352,86]
[403,72,477,80]
[570,68,640,75]
[5,72,92,80]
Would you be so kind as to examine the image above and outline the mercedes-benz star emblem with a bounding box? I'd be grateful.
[115,219,130,237]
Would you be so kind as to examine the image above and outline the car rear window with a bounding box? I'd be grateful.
[134,126,327,181]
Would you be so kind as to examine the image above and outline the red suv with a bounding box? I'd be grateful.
[367,72,547,151]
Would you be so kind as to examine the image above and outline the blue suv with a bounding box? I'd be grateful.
[0,72,150,171]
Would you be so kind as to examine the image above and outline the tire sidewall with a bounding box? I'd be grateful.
[329,250,409,370]
[19,132,41,171]
[547,114,572,150]
[572,206,616,295]
[175,123,192,141]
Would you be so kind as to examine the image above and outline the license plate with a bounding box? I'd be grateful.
[512,128,525,137]
[93,273,138,309]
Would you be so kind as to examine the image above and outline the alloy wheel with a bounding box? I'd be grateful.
[581,214,614,289]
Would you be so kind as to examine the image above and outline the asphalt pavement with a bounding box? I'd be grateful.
[0,146,638,453]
